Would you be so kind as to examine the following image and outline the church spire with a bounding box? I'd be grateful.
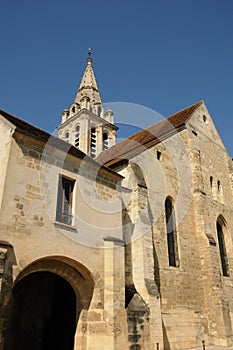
[58,52,117,158]
[74,48,102,111]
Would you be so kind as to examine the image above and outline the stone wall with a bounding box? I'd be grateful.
[0,131,126,350]
[118,103,233,349]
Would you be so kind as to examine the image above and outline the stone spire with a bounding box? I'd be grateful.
[58,51,117,158]
[74,48,102,112]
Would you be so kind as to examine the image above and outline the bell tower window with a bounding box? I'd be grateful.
[75,125,80,148]
[90,128,96,158]
[103,132,109,151]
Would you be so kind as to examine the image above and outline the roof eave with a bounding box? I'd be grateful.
[103,124,187,168]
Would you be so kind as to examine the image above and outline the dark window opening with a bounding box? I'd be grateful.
[103,132,108,151]
[210,176,213,188]
[75,125,80,148]
[157,151,161,160]
[217,220,229,276]
[90,128,96,158]
[56,176,74,225]
[203,114,207,123]
[165,197,179,267]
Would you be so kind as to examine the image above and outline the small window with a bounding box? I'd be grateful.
[56,176,75,225]
[203,115,208,124]
[217,218,229,276]
[165,197,179,267]
[72,106,76,113]
[210,176,213,188]
[217,180,221,191]
[157,151,161,160]
[65,132,69,139]
[103,132,108,151]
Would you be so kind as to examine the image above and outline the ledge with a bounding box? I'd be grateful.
[54,221,78,233]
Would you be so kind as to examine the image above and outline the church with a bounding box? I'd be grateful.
[0,53,233,350]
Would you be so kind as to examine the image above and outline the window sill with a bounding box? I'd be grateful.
[54,221,78,233]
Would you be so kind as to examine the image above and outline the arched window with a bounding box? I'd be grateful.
[216,217,229,276]
[103,132,108,151]
[210,176,213,188]
[75,125,80,148]
[90,127,96,158]
[165,197,179,267]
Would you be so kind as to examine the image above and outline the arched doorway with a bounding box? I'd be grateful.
[4,271,76,350]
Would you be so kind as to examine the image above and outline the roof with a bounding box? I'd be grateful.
[0,109,123,181]
[96,101,203,167]
[75,57,102,108]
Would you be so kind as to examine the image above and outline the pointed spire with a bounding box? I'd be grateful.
[75,49,102,110]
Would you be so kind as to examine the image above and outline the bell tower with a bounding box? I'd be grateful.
[57,49,117,158]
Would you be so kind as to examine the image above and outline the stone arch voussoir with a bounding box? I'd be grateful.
[14,255,95,310]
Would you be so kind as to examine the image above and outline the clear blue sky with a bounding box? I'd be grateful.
[1,1,233,154]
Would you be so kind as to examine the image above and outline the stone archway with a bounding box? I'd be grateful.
[3,256,95,350]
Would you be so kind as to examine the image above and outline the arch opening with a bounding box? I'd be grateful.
[4,271,77,350]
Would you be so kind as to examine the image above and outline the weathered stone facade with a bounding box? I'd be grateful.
[0,57,233,350]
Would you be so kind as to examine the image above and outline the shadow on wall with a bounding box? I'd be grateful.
[148,200,161,294]
[162,320,171,350]
[127,292,149,350]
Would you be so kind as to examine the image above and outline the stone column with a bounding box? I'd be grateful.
[108,130,116,148]
[96,125,103,156]
[79,116,90,155]
[102,237,127,350]
[75,238,127,350]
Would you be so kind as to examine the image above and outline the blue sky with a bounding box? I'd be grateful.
[1,1,233,154]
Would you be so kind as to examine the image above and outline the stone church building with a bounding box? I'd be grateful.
[0,54,233,350]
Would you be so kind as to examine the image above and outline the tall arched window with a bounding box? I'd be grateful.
[216,217,229,276]
[90,127,96,158]
[75,125,80,148]
[165,197,179,267]
[103,132,109,151]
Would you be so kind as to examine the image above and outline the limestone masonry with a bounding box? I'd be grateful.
[0,55,233,350]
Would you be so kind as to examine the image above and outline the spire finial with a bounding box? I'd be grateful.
[87,48,92,63]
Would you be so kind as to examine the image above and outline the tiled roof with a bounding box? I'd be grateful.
[96,101,203,167]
